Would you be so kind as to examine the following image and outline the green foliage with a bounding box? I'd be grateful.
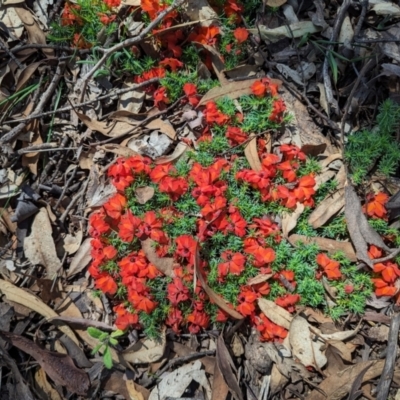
[297,157,322,176]
[345,99,400,184]
[87,327,125,369]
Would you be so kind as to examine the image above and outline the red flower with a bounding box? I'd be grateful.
[204,101,230,125]
[175,235,197,263]
[234,27,248,43]
[218,251,246,280]
[150,164,174,183]
[190,26,220,46]
[98,13,116,24]
[183,83,199,106]
[159,58,183,71]
[104,0,121,7]
[344,284,354,294]
[237,287,258,316]
[108,158,134,191]
[374,262,400,284]
[154,87,169,108]
[167,278,190,305]
[166,308,183,333]
[137,211,167,243]
[126,155,152,175]
[276,160,298,182]
[224,0,244,22]
[159,176,188,201]
[316,253,341,280]
[256,313,287,342]
[368,245,382,259]
[275,294,300,313]
[280,144,306,161]
[89,211,110,238]
[244,238,275,267]
[269,99,286,123]
[95,273,118,295]
[364,192,389,219]
[251,78,278,98]
[118,210,141,242]
[226,126,247,146]
[114,305,139,330]
[372,278,398,297]
[104,193,127,220]
[130,293,157,313]
[294,175,316,204]
[61,3,82,26]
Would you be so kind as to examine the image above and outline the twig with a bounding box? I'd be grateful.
[0,38,23,69]
[77,0,186,103]
[0,61,66,145]
[353,0,368,39]
[322,0,352,116]
[375,313,400,400]
[340,57,377,149]
[372,248,400,265]
[59,178,89,223]
[2,78,159,125]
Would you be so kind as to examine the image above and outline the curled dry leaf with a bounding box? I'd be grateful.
[141,238,174,277]
[289,315,327,369]
[247,273,273,286]
[149,360,212,400]
[123,330,166,364]
[288,234,357,261]
[0,280,79,344]
[145,118,176,140]
[282,202,304,238]
[63,226,83,255]
[154,142,188,164]
[306,360,385,400]
[135,186,155,204]
[308,188,345,228]
[67,238,92,277]
[217,336,243,400]
[182,0,219,26]
[257,298,292,329]
[244,135,262,172]
[24,207,61,277]
[195,246,244,320]
[0,330,89,396]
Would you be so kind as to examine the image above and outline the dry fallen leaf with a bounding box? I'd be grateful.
[154,142,188,164]
[257,298,292,329]
[145,118,177,140]
[63,226,83,255]
[24,207,61,277]
[198,78,282,106]
[0,280,79,344]
[123,330,166,364]
[141,238,174,277]
[244,135,262,171]
[289,315,327,369]
[195,246,244,320]
[288,234,357,261]
[282,202,304,238]
[345,184,390,267]
[135,186,155,204]
[67,238,92,277]
[0,330,89,396]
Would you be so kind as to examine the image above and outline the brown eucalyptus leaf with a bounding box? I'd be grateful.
[98,144,139,157]
[308,188,345,229]
[195,246,244,320]
[197,43,228,85]
[211,358,230,400]
[24,208,61,277]
[345,184,390,267]
[198,78,282,106]
[244,135,262,171]
[123,330,166,364]
[282,202,304,238]
[135,186,155,204]
[300,143,326,157]
[306,360,385,400]
[216,336,243,400]
[288,234,357,261]
[257,298,292,329]
[0,331,89,396]
[141,238,174,277]
[146,118,176,140]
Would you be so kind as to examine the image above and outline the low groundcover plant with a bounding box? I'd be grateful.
[84,79,396,341]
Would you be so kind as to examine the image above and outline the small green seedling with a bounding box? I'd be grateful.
[87,327,124,369]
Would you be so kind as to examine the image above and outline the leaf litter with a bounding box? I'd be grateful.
[2,0,400,397]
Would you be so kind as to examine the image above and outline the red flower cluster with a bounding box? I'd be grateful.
[316,253,341,280]
[363,192,389,219]
[370,245,400,297]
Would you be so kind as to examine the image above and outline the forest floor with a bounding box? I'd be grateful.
[1,0,400,399]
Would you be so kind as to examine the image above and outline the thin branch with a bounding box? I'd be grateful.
[3,78,159,125]
[0,61,66,145]
[77,0,186,102]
